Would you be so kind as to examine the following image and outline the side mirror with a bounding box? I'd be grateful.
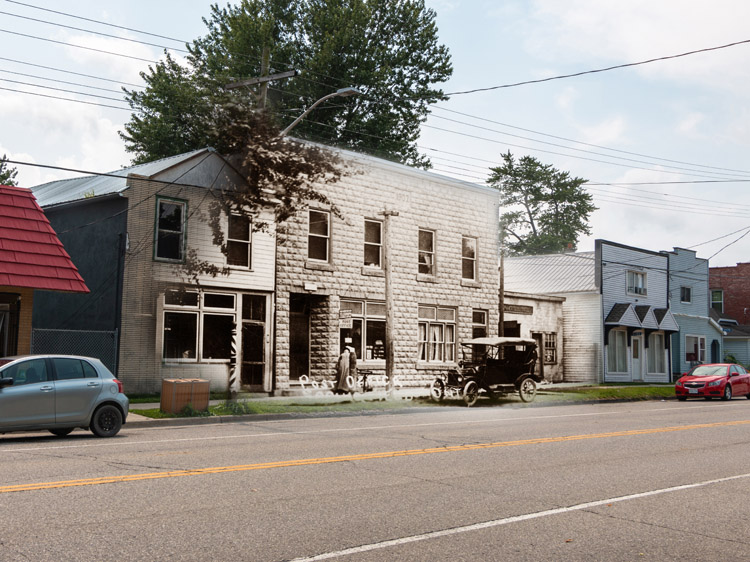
[0,377,13,388]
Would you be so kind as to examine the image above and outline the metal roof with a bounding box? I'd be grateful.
[0,185,89,293]
[504,251,597,294]
[31,148,212,207]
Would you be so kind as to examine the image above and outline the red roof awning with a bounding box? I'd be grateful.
[0,185,89,293]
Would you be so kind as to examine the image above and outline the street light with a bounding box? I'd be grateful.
[280,87,361,136]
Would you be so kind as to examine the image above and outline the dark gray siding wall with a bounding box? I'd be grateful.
[32,197,127,331]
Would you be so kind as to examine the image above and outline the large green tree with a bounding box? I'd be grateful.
[120,0,452,167]
[488,152,596,256]
[0,154,19,186]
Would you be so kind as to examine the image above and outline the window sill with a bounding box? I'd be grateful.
[460,279,480,288]
[417,274,438,284]
[361,267,385,277]
[305,260,334,272]
[416,362,458,370]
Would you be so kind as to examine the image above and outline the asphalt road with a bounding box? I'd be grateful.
[3,398,750,561]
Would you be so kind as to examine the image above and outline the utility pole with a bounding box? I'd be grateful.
[381,207,399,397]
[499,224,505,337]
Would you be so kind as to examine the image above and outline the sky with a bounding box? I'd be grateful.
[1,0,749,267]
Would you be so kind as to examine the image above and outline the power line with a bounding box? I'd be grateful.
[0,68,125,93]
[0,85,131,110]
[0,56,144,88]
[0,77,127,102]
[446,38,750,96]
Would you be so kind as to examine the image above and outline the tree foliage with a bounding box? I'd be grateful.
[181,103,348,281]
[0,154,19,186]
[121,0,452,167]
[488,152,596,256]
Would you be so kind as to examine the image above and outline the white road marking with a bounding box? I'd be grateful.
[290,472,750,561]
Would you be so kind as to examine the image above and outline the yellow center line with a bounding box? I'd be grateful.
[3,419,749,494]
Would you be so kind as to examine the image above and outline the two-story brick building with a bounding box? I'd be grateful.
[274,150,500,392]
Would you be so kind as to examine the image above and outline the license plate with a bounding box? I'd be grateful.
[688,388,698,394]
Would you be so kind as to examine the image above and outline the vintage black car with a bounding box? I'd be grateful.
[429,337,541,406]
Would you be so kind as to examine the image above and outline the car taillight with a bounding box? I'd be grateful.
[113,378,124,393]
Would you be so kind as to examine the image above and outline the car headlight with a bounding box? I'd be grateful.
[456,375,463,384]
[708,380,723,387]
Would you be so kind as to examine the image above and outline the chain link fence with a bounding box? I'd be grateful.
[31,329,118,374]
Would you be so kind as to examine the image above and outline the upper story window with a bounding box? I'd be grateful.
[227,214,251,268]
[462,236,477,280]
[364,219,382,268]
[155,198,186,262]
[711,289,723,313]
[418,229,435,275]
[680,286,692,304]
[308,210,330,262]
[627,270,647,296]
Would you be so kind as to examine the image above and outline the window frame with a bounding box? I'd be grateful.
[162,290,237,363]
[461,236,477,280]
[226,213,252,269]
[308,210,331,262]
[607,329,628,373]
[363,219,383,268]
[418,305,456,363]
[680,286,692,304]
[154,196,188,263]
[685,334,706,364]
[339,300,386,362]
[418,229,436,276]
[544,333,558,365]
[647,332,666,374]
[626,270,647,296]
[711,289,724,313]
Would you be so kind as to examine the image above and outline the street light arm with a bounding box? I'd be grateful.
[279,87,361,136]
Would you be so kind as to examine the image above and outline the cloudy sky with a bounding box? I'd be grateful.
[2,0,749,266]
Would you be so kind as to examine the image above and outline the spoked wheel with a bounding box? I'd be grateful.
[429,379,445,402]
[462,380,479,407]
[722,384,732,401]
[518,377,537,403]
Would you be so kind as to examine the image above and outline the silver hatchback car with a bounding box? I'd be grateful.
[0,355,129,438]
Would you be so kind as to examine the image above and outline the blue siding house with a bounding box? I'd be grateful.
[665,248,724,377]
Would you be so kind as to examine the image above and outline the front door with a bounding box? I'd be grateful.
[240,294,267,391]
[632,333,643,381]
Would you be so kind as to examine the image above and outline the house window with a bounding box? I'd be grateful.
[607,329,627,373]
[162,290,235,362]
[647,332,665,373]
[627,271,647,296]
[544,333,557,364]
[364,219,382,268]
[462,236,477,280]
[418,229,435,275]
[339,300,385,361]
[685,335,706,364]
[680,286,692,303]
[155,198,186,262]
[308,210,330,262]
[711,290,723,313]
[418,305,455,363]
[472,309,488,362]
[227,214,251,268]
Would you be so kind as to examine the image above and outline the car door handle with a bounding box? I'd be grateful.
[40,385,53,392]
[87,381,100,387]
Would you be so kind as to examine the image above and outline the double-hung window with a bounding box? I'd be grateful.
[544,333,557,364]
[227,214,251,268]
[685,335,706,364]
[364,220,382,268]
[155,198,186,262]
[680,286,692,304]
[418,305,455,363]
[711,290,723,313]
[607,329,627,373]
[418,229,435,275]
[308,210,330,262]
[627,270,647,296]
[462,236,477,280]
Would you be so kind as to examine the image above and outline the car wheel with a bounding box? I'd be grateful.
[462,380,479,407]
[429,379,445,402]
[49,428,73,437]
[746,392,750,400]
[518,377,537,403]
[722,384,732,401]
[91,405,122,437]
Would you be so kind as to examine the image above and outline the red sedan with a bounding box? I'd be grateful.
[675,363,750,401]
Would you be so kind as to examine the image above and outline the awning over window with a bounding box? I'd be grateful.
[605,303,678,333]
